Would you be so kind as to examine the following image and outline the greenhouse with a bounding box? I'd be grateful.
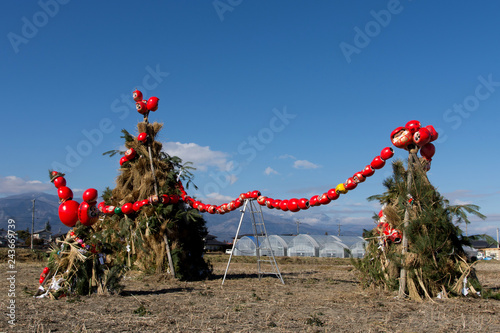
[232,234,367,258]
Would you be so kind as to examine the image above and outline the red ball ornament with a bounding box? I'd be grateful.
[251,190,261,199]
[53,176,66,188]
[119,156,128,166]
[265,198,274,209]
[362,165,375,177]
[136,101,148,114]
[257,196,267,205]
[78,201,99,226]
[51,171,59,177]
[161,194,170,204]
[298,198,310,210]
[309,195,320,207]
[287,198,299,212]
[233,199,243,208]
[344,177,357,190]
[132,90,143,102]
[125,148,137,161]
[146,96,159,111]
[207,205,217,214]
[272,199,282,210]
[168,195,179,204]
[106,205,116,215]
[327,188,339,201]
[138,132,147,143]
[391,127,413,149]
[198,203,207,213]
[279,200,289,211]
[405,120,421,135]
[380,147,394,161]
[58,186,73,201]
[239,193,247,201]
[353,172,366,184]
[58,200,80,227]
[121,203,134,215]
[318,193,331,205]
[141,199,150,207]
[82,188,98,204]
[43,267,49,275]
[132,202,141,212]
[97,201,106,213]
[39,277,45,284]
[420,143,435,159]
[425,125,438,142]
[413,127,431,146]
[371,156,386,170]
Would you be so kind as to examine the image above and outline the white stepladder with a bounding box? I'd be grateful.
[222,199,284,286]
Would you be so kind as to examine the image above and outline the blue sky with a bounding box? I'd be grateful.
[1,1,499,238]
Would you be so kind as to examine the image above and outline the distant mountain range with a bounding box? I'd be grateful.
[0,192,355,240]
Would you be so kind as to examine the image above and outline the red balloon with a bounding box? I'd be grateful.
[58,200,80,227]
[371,156,386,170]
[380,147,394,161]
[298,198,310,210]
[420,143,436,160]
[121,203,134,215]
[57,186,73,201]
[147,96,159,111]
[78,202,99,226]
[132,90,143,102]
[53,176,66,188]
[82,188,98,203]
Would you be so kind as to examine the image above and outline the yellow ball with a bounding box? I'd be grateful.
[336,183,347,194]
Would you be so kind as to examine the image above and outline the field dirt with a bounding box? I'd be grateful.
[1,251,499,332]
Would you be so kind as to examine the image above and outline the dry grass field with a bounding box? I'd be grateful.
[1,251,499,332]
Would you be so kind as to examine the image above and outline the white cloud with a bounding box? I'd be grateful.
[278,154,296,160]
[293,160,320,169]
[0,176,52,195]
[202,192,235,205]
[163,141,230,172]
[264,167,279,176]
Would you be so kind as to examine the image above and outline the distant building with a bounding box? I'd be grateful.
[33,229,52,242]
[204,234,228,252]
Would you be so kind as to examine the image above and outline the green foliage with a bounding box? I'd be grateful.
[357,157,486,298]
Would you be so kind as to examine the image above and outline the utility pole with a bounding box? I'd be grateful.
[31,199,35,250]
[337,219,342,236]
[296,220,300,235]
